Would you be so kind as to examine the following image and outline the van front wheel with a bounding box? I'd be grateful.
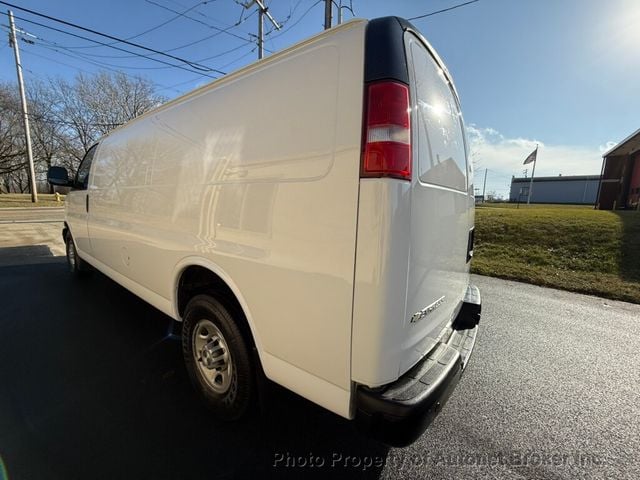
[182,295,253,420]
[65,234,90,275]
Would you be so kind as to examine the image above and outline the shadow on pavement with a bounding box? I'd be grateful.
[614,211,640,283]
[0,261,389,480]
[0,245,59,267]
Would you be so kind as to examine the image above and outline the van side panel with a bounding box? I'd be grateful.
[87,21,366,417]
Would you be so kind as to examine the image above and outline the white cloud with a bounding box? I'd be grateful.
[467,125,608,197]
[599,141,617,153]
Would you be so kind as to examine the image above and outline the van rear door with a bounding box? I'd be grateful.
[400,31,473,373]
[351,18,474,388]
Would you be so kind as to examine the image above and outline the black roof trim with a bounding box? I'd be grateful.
[364,17,417,85]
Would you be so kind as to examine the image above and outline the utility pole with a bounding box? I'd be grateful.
[8,10,38,203]
[258,4,263,59]
[324,0,332,29]
[337,0,343,25]
[482,168,487,202]
[244,1,280,60]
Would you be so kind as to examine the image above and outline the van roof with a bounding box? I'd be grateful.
[99,16,460,140]
[99,18,367,141]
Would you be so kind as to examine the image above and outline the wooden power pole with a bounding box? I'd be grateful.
[244,1,281,60]
[8,10,38,202]
[324,0,332,29]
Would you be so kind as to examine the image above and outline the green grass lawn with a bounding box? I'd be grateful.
[472,204,640,304]
[479,202,593,209]
[0,193,65,208]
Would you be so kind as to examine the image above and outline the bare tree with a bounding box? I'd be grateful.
[0,83,28,193]
[82,72,164,135]
[50,72,165,174]
[0,71,166,192]
[27,79,68,192]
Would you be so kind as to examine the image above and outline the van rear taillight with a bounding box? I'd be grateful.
[361,81,411,181]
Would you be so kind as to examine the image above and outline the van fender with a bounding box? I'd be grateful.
[170,256,265,364]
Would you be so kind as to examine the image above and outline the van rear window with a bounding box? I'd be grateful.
[407,35,468,191]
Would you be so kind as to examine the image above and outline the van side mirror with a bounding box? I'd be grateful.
[47,166,71,186]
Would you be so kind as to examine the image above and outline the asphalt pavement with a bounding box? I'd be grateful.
[0,226,638,479]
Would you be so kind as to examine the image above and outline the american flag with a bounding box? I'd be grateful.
[523,147,538,165]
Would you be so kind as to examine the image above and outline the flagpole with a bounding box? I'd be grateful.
[527,144,538,205]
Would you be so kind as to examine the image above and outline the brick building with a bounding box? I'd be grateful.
[596,128,640,210]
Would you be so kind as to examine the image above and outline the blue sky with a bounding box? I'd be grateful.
[1,0,639,196]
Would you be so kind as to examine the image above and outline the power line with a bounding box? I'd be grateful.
[145,0,271,51]
[6,22,256,98]
[4,105,125,128]
[37,30,253,66]
[61,0,210,50]
[166,0,246,29]
[284,0,307,22]
[0,1,223,73]
[148,9,258,55]
[268,0,322,41]
[22,18,256,64]
[196,41,254,62]
[217,44,256,70]
[22,1,255,57]
[331,0,354,25]
[263,0,305,36]
[125,0,209,41]
[7,13,221,78]
[7,21,255,84]
[32,41,186,73]
[38,35,254,75]
[161,24,253,55]
[19,46,184,95]
[157,74,205,91]
[408,0,480,21]
[18,46,106,76]
[29,34,178,72]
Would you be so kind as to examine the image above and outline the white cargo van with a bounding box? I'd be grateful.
[48,16,481,446]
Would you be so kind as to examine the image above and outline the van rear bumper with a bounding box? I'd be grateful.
[355,285,481,447]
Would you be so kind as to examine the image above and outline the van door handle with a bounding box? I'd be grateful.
[86,195,89,213]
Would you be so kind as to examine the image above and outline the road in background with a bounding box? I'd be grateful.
[0,230,638,479]
[0,207,64,223]
[0,210,64,265]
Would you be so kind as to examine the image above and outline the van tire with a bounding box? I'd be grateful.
[65,233,90,276]
[182,294,253,420]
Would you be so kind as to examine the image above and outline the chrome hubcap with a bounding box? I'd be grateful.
[193,319,233,394]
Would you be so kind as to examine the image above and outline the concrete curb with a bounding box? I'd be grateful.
[0,220,64,224]
[0,207,64,211]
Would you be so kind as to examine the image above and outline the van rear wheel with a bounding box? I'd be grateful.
[182,295,253,420]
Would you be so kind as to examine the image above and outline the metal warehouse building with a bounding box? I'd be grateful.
[509,175,600,204]
[596,128,640,210]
